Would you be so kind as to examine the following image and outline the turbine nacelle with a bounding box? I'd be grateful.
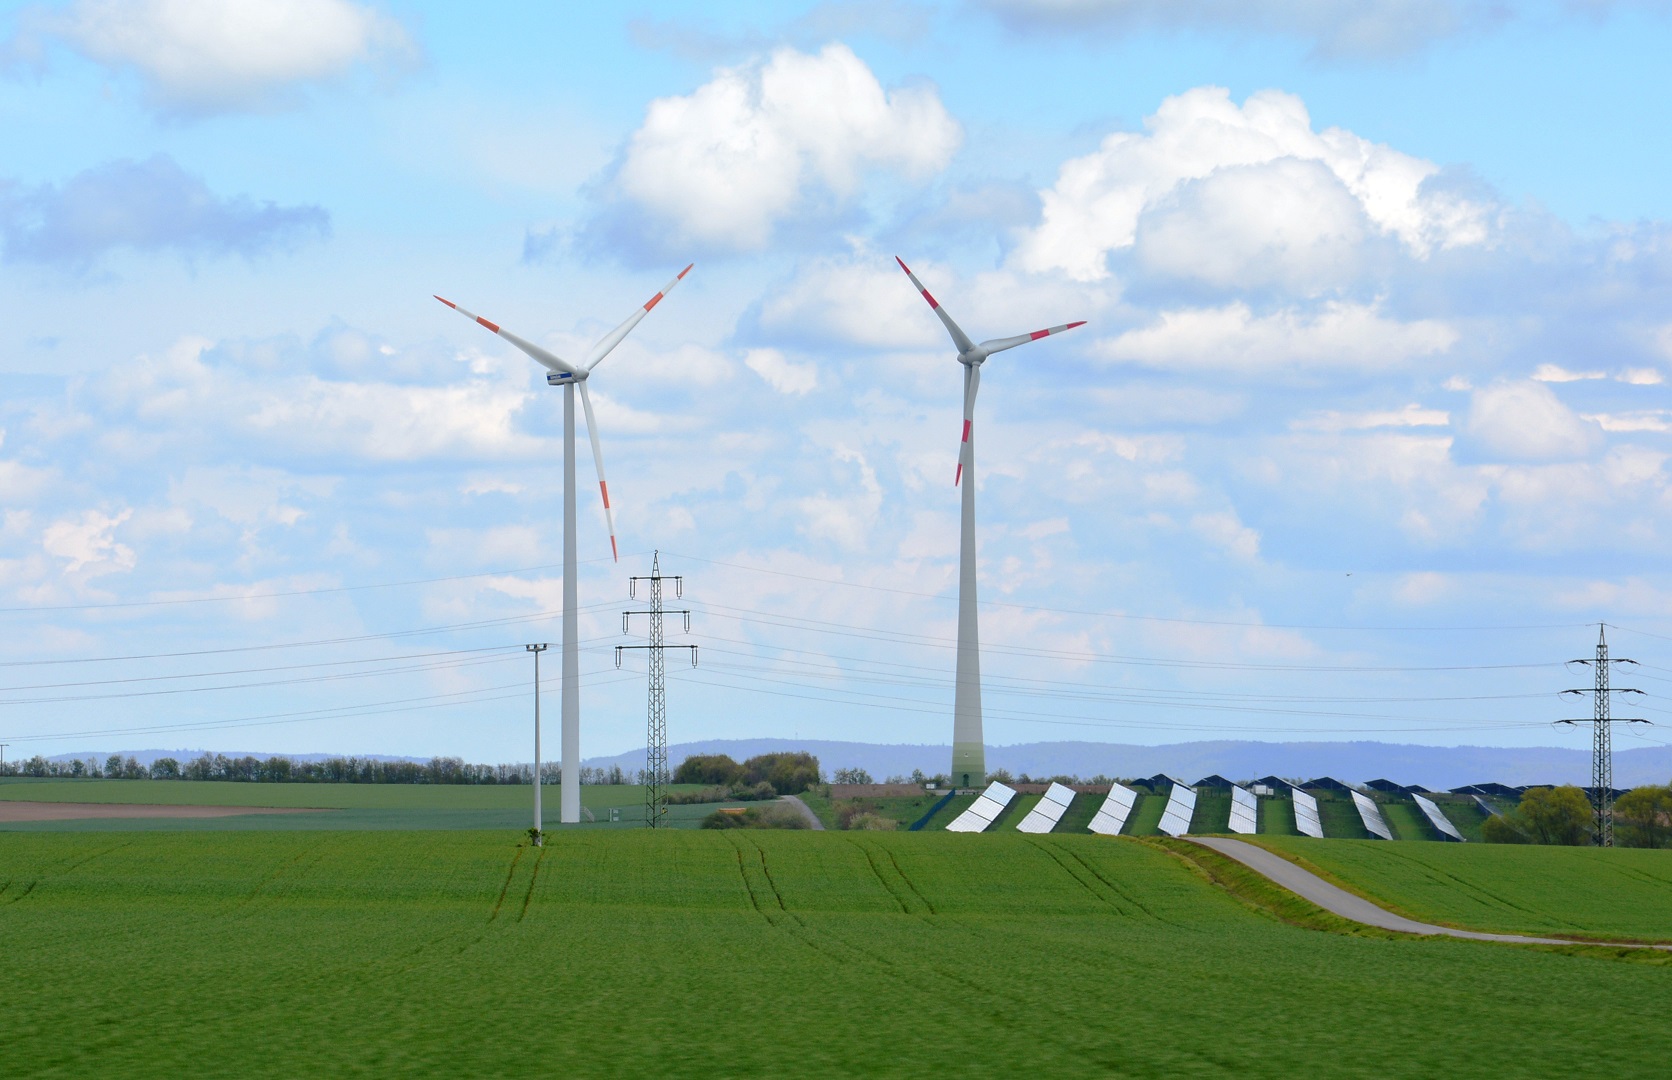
[546,370,584,385]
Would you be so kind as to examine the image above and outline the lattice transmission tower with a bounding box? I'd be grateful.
[1560,625,1648,847]
[618,552,696,828]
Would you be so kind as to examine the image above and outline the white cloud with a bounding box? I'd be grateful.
[744,348,818,395]
[1291,403,1450,432]
[1100,300,1457,373]
[1583,411,1672,433]
[1191,510,1261,560]
[41,508,135,575]
[1532,362,1605,382]
[1617,367,1664,386]
[1464,380,1601,462]
[1013,86,1487,284]
[798,445,883,549]
[45,0,415,111]
[612,43,961,250]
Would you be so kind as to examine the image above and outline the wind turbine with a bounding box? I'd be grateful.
[435,264,692,824]
[895,257,1083,789]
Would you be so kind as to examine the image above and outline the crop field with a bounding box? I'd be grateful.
[1255,837,1672,942]
[0,778,736,831]
[1,829,1669,1077]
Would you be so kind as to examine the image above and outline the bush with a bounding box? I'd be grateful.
[1615,783,1672,848]
[1484,785,1593,845]
[699,804,810,830]
[673,754,745,786]
[846,812,897,831]
[666,786,731,805]
[741,752,821,795]
[833,766,873,784]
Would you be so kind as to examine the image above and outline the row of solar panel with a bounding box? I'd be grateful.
[946,779,1465,840]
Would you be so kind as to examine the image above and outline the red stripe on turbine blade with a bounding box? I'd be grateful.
[1030,329,1049,340]
[644,291,664,311]
[954,462,963,486]
[433,295,456,308]
[922,289,939,309]
[476,315,500,334]
[895,256,911,274]
[1066,321,1086,329]
[610,536,618,561]
[677,263,693,279]
[961,419,971,443]
[599,480,610,508]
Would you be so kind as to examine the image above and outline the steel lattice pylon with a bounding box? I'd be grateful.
[1561,626,1647,847]
[618,552,696,828]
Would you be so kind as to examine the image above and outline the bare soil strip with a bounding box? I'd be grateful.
[0,801,329,822]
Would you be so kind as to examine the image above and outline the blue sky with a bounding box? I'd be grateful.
[4,0,1672,767]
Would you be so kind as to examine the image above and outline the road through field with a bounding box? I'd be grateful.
[1190,837,1672,950]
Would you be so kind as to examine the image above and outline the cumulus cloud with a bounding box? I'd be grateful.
[1462,380,1602,462]
[1012,87,1488,286]
[41,508,135,575]
[1290,404,1450,432]
[977,0,1499,57]
[1191,510,1261,560]
[32,0,416,112]
[0,155,328,269]
[598,43,960,252]
[1100,300,1457,374]
[745,348,819,394]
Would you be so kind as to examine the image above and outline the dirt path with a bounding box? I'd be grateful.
[1189,836,1672,951]
[779,795,824,830]
[0,802,328,822]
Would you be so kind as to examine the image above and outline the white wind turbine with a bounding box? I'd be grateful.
[895,257,1084,789]
[435,264,692,824]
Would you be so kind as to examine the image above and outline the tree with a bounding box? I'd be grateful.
[832,767,873,784]
[741,752,821,795]
[1487,785,1594,845]
[1615,784,1672,849]
[672,754,744,786]
[151,758,181,780]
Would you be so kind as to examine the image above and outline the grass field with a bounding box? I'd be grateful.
[1254,837,1672,943]
[2,829,1669,1077]
[0,779,740,831]
[1315,792,1370,839]
[1378,798,1434,842]
[1121,792,1166,835]
[1188,790,1231,833]
[1437,797,1489,842]
[1258,795,1299,836]
[1053,791,1102,833]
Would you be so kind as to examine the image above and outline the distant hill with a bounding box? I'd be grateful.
[581,738,1672,791]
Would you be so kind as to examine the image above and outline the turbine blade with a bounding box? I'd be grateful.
[956,363,981,486]
[434,296,577,374]
[977,321,1087,356]
[896,256,976,355]
[577,380,618,562]
[584,264,694,371]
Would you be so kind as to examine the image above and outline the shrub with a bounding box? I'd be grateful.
[847,812,897,831]
[1615,783,1672,848]
[833,766,874,784]
[1483,785,1593,845]
[700,804,810,830]
[673,754,744,786]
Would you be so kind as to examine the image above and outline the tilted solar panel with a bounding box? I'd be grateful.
[1227,784,1258,834]
[1087,783,1138,835]
[944,781,1017,833]
[1412,792,1465,841]
[1351,789,1394,840]
[1291,787,1324,838]
[1156,782,1197,836]
[1016,782,1077,833]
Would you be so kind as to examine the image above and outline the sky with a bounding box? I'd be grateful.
[5,0,1672,768]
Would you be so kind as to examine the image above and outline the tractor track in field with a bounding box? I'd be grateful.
[516,844,548,922]
[1027,837,1174,924]
[237,843,327,912]
[489,844,527,922]
[844,837,912,914]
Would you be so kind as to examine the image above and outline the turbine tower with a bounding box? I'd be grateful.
[435,265,692,823]
[896,257,1084,789]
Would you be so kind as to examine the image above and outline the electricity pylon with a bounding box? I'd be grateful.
[1560,625,1648,847]
[618,552,696,828]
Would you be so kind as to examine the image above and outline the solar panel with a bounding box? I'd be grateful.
[1351,789,1394,840]
[1087,783,1138,835]
[1227,784,1258,834]
[1156,782,1197,836]
[1015,782,1077,833]
[944,781,1017,833]
[1412,792,1466,842]
[1291,787,1324,838]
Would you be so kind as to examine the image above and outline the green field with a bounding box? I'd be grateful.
[1,829,1669,1077]
[1255,837,1672,943]
[1054,791,1102,833]
[1315,792,1370,839]
[1378,798,1434,842]
[0,778,741,831]
[1258,794,1299,836]
[1121,792,1166,835]
[1188,790,1230,833]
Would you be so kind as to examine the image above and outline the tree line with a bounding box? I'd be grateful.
[1484,783,1672,847]
[0,753,658,786]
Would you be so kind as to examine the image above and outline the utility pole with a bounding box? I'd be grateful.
[618,552,696,828]
[526,643,550,845]
[1560,625,1648,847]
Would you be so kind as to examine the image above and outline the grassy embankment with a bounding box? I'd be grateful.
[1314,791,1370,839]
[1120,791,1167,836]
[1258,794,1300,836]
[1,830,1669,1077]
[1188,790,1230,833]
[1249,836,1672,944]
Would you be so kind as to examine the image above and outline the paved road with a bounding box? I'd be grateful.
[1189,836,1672,951]
[780,795,825,830]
